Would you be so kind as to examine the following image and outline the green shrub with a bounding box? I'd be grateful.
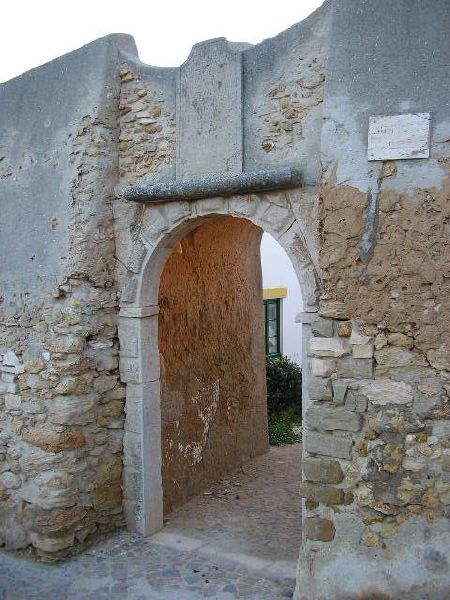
[268,410,301,446]
[266,355,302,418]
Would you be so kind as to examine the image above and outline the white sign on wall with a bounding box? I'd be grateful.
[368,113,430,161]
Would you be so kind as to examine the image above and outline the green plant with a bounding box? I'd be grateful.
[266,355,302,418]
[268,410,301,446]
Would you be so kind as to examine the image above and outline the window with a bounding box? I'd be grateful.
[264,298,281,357]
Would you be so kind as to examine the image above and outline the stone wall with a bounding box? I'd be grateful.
[1,1,449,597]
[294,1,450,597]
[159,216,267,513]
[0,35,135,558]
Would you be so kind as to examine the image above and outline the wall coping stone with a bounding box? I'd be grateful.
[121,167,302,202]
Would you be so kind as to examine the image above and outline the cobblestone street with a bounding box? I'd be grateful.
[0,445,301,599]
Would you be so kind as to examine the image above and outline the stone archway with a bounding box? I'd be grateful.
[117,189,321,536]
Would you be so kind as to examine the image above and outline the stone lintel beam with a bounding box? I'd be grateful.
[122,167,302,203]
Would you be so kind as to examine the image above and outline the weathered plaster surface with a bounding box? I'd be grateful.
[159,216,267,513]
[0,35,136,557]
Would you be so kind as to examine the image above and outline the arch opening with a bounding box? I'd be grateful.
[119,192,318,564]
[155,214,303,571]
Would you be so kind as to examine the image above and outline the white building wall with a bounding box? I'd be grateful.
[260,232,303,364]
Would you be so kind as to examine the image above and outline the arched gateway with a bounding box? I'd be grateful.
[1,2,449,598]
[118,188,321,536]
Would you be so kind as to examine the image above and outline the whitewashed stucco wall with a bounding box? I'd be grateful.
[261,232,303,364]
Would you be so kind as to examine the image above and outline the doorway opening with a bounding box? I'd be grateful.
[155,215,303,576]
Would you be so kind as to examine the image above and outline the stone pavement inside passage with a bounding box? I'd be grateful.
[0,445,301,599]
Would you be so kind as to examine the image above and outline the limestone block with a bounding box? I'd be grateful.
[0,472,21,490]
[1,364,24,375]
[118,316,140,357]
[123,469,143,509]
[312,358,337,377]
[1,372,16,383]
[303,457,344,484]
[311,319,334,338]
[20,479,77,509]
[24,358,45,373]
[337,357,373,379]
[123,431,142,468]
[48,335,85,354]
[49,395,97,425]
[375,346,426,369]
[403,459,427,471]
[336,321,352,337]
[349,325,372,347]
[22,399,46,414]
[309,378,333,401]
[176,38,243,178]
[29,531,75,552]
[93,349,119,372]
[319,300,349,320]
[352,343,374,359]
[120,275,138,303]
[119,315,159,382]
[304,517,335,541]
[299,481,345,505]
[123,498,140,532]
[54,376,92,395]
[5,394,22,410]
[387,332,414,349]
[310,337,349,358]
[426,345,450,371]
[121,242,146,274]
[4,381,19,394]
[360,379,413,406]
[332,380,348,405]
[125,381,160,434]
[21,425,86,453]
[93,374,117,394]
[344,391,368,413]
[125,400,141,434]
[305,431,353,459]
[306,405,361,432]
[2,351,21,368]
[194,196,230,217]
[375,332,388,350]
[32,507,88,535]
[432,420,450,441]
[120,357,141,383]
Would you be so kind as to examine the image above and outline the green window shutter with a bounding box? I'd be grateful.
[264,298,281,358]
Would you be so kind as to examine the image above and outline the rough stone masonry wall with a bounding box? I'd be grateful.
[113,58,177,307]
[296,178,450,599]
[158,216,268,514]
[297,169,450,596]
[293,2,450,597]
[0,36,135,559]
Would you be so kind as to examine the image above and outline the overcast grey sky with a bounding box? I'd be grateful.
[1,0,323,82]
